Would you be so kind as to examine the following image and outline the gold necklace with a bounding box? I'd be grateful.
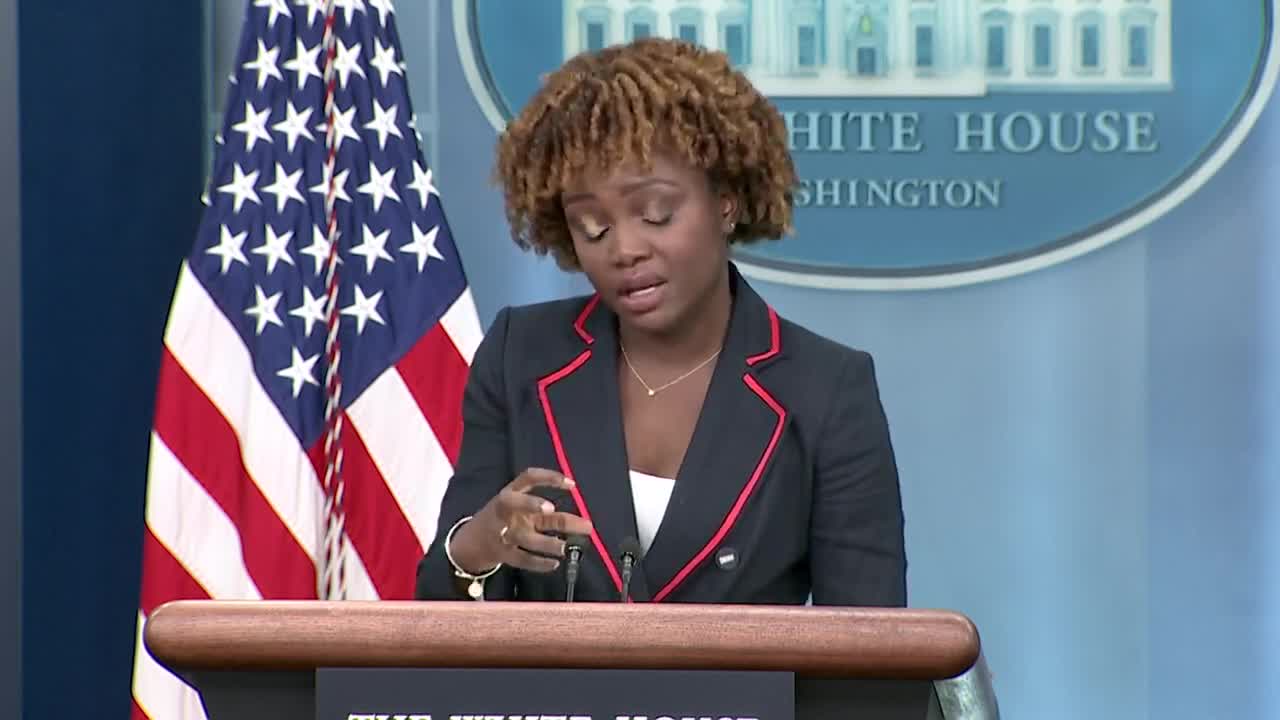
[620,344,721,397]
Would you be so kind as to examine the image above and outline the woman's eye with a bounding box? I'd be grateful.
[643,214,672,226]
[585,226,609,241]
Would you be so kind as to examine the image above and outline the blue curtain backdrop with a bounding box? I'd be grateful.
[18,1,205,718]
[14,1,1278,717]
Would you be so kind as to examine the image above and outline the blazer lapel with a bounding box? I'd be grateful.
[536,297,652,601]
[641,270,790,602]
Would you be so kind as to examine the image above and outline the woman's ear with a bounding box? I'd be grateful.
[719,192,739,228]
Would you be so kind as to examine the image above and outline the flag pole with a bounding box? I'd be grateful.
[319,0,347,602]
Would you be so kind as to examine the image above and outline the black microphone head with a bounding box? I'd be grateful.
[565,534,589,551]
[619,536,643,561]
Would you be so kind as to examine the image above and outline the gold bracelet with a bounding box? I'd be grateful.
[444,516,502,600]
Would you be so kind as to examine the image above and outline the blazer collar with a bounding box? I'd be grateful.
[536,263,788,601]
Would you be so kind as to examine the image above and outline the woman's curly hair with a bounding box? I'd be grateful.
[493,37,797,270]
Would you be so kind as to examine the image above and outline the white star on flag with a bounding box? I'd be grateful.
[401,224,444,271]
[357,162,400,213]
[368,0,395,26]
[409,113,424,144]
[252,225,296,274]
[300,225,341,275]
[364,100,403,150]
[254,0,292,29]
[283,38,323,90]
[206,225,249,274]
[289,285,328,337]
[232,101,273,151]
[333,0,367,25]
[407,162,438,209]
[369,38,403,86]
[243,39,284,90]
[316,104,360,153]
[340,284,386,334]
[273,101,316,152]
[244,284,285,335]
[262,163,306,214]
[293,0,326,27]
[217,164,261,214]
[310,165,352,206]
[332,39,367,89]
[276,347,320,398]
[350,224,394,273]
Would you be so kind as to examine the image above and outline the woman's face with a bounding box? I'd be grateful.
[561,149,735,337]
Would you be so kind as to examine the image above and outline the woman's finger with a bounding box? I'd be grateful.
[532,511,593,537]
[504,524,565,559]
[509,467,575,494]
[499,490,555,520]
[502,545,561,573]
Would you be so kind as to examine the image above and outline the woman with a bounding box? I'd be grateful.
[415,37,906,605]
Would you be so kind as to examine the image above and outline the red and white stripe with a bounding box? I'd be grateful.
[130,263,480,720]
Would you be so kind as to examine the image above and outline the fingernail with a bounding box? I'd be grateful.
[541,501,554,514]
[564,477,576,487]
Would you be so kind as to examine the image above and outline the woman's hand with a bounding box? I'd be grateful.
[449,467,593,574]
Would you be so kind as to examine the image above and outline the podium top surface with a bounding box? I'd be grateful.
[144,600,980,681]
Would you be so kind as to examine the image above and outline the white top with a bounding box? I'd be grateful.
[628,470,675,555]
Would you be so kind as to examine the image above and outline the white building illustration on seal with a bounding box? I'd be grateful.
[562,0,1172,96]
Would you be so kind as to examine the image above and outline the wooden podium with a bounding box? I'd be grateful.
[143,601,1000,720]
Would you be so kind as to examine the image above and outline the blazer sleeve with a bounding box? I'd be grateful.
[808,351,908,607]
[415,307,518,600]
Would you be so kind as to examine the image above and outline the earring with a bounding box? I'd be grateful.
[724,221,736,234]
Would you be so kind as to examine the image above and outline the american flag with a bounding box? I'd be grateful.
[130,1,481,718]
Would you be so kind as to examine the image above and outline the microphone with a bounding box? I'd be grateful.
[618,536,643,602]
[563,534,587,602]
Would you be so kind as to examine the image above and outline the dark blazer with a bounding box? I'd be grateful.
[415,265,906,605]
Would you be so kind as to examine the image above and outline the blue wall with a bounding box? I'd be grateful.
[1143,116,1279,720]
[18,1,205,717]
